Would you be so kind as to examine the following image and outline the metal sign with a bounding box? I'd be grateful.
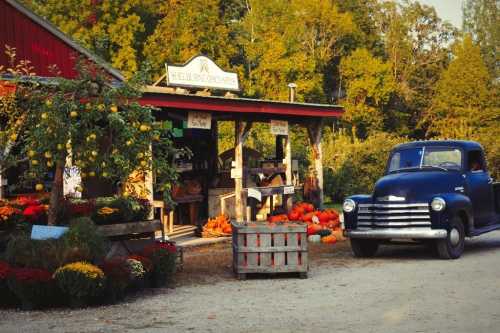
[166,55,240,91]
[270,120,289,136]
[187,111,212,129]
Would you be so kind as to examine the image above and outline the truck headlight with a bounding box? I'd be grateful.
[343,199,356,213]
[431,197,446,211]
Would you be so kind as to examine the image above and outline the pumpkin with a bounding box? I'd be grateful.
[302,212,315,222]
[288,210,301,221]
[222,224,232,234]
[321,235,337,244]
[331,229,346,241]
[303,203,314,213]
[318,211,331,223]
[307,224,323,236]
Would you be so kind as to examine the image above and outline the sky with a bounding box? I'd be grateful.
[406,0,464,28]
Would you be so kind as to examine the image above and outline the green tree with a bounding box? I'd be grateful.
[424,35,495,137]
[423,35,500,176]
[340,48,396,138]
[463,0,499,77]
[377,1,456,136]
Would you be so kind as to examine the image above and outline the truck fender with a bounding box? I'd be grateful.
[438,193,474,235]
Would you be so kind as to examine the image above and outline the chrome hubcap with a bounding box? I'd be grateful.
[450,228,460,246]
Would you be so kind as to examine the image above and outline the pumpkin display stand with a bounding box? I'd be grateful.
[232,221,308,279]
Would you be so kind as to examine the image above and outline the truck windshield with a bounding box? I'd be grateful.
[388,147,462,173]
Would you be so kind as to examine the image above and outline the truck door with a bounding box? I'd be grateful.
[465,150,495,226]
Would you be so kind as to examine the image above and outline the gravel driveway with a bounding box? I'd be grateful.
[2,231,500,333]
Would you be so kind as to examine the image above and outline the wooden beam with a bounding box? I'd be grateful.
[307,119,324,209]
[234,119,252,222]
[284,134,293,210]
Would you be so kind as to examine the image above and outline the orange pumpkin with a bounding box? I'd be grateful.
[321,235,337,244]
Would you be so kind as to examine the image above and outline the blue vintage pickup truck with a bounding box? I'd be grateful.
[343,140,500,259]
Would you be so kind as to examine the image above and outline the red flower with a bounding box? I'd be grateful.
[70,201,94,216]
[10,267,52,283]
[100,258,130,282]
[16,196,40,207]
[142,241,176,257]
[22,205,46,222]
[0,261,10,280]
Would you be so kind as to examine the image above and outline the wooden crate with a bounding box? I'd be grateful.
[232,221,308,279]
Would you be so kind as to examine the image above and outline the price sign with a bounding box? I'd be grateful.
[270,120,288,136]
[187,111,212,129]
[31,225,69,240]
[230,168,242,179]
[247,188,262,202]
[283,186,294,195]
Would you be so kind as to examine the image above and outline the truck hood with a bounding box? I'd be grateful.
[373,171,464,203]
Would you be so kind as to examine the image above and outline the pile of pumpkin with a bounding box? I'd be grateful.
[202,214,232,238]
[286,202,344,244]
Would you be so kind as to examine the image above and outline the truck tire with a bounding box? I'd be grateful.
[350,239,379,257]
[436,217,465,259]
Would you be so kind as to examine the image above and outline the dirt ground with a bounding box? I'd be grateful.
[2,231,500,333]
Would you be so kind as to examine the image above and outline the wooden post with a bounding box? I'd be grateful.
[234,119,252,222]
[284,135,293,210]
[307,120,324,209]
[146,144,154,219]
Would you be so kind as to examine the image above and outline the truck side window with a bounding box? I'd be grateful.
[468,150,484,172]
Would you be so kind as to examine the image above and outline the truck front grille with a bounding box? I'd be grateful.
[357,203,431,228]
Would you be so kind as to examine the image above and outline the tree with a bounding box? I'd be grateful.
[144,0,236,77]
[340,48,396,138]
[235,0,355,102]
[463,0,499,77]
[22,0,161,78]
[1,50,177,225]
[424,35,495,137]
[376,1,456,136]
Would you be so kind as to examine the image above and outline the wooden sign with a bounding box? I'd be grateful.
[187,111,212,129]
[31,225,68,240]
[270,120,288,136]
[166,55,240,91]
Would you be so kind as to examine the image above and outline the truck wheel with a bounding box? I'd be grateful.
[436,217,465,259]
[350,239,379,257]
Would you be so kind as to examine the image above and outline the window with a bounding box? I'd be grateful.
[468,150,484,172]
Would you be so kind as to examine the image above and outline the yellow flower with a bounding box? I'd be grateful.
[55,262,104,280]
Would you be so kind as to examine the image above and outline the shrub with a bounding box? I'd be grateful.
[99,258,131,303]
[61,217,106,263]
[54,262,105,308]
[323,130,406,201]
[5,233,68,271]
[7,267,53,310]
[5,218,106,271]
[0,261,18,307]
[142,242,177,287]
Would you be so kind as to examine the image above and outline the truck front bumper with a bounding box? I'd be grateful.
[346,227,447,239]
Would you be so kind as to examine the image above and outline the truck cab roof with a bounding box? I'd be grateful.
[393,140,483,152]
